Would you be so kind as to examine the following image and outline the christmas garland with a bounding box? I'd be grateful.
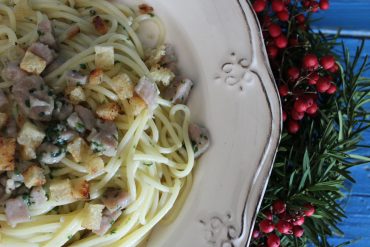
[250,0,370,246]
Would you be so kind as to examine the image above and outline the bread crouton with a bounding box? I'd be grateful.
[111,73,134,100]
[22,165,46,188]
[129,96,146,116]
[17,121,45,148]
[71,179,89,200]
[65,86,86,104]
[96,102,120,121]
[67,137,89,163]
[82,203,105,230]
[49,179,74,202]
[0,137,16,171]
[86,156,104,175]
[20,50,46,74]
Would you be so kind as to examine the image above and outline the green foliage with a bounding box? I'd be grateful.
[254,39,370,247]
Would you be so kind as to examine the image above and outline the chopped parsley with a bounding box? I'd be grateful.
[91,141,104,153]
[89,9,96,16]
[29,88,36,94]
[148,13,155,17]
[25,99,30,107]
[75,122,86,133]
[143,162,153,166]
[22,194,33,207]
[110,228,117,234]
[37,30,45,36]
[80,64,87,70]
[68,235,73,240]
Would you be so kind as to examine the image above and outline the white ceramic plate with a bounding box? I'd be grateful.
[134,0,281,246]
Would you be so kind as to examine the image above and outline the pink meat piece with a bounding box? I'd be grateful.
[5,197,31,227]
[93,208,122,236]
[135,76,158,108]
[163,78,193,104]
[101,188,130,213]
[1,63,27,82]
[188,123,210,158]
[28,42,56,65]
[37,18,57,49]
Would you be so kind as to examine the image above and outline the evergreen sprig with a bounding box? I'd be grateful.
[250,0,370,246]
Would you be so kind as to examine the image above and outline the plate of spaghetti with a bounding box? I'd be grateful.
[0,0,281,246]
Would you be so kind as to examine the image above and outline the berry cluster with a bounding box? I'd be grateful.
[252,0,338,134]
[252,200,316,247]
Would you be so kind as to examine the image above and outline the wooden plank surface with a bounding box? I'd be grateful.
[313,1,370,245]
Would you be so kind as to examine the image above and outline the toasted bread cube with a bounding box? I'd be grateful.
[89,69,104,85]
[20,145,37,161]
[17,121,45,148]
[129,96,146,116]
[95,46,114,70]
[72,179,89,200]
[87,156,104,175]
[65,86,86,104]
[145,45,165,67]
[150,65,175,86]
[82,203,105,230]
[67,137,88,163]
[111,73,134,100]
[20,50,46,74]
[0,112,8,129]
[0,137,16,171]
[22,165,46,188]
[49,179,74,202]
[96,102,120,121]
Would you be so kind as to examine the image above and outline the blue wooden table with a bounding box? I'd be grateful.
[312,1,370,246]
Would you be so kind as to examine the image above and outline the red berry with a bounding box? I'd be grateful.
[273,200,286,214]
[316,77,331,93]
[295,14,305,24]
[303,54,319,71]
[305,97,314,107]
[267,234,281,247]
[268,23,282,38]
[320,55,335,70]
[293,226,304,237]
[259,219,275,233]
[275,35,288,49]
[272,0,284,12]
[291,110,304,120]
[287,67,300,81]
[253,0,266,12]
[306,103,318,115]
[304,204,315,217]
[282,111,287,122]
[302,0,311,8]
[263,210,273,220]
[252,229,262,239]
[329,63,339,73]
[267,44,279,58]
[319,0,330,10]
[311,1,319,12]
[277,10,290,21]
[327,84,337,94]
[294,99,308,113]
[308,72,319,85]
[292,216,305,226]
[276,220,293,235]
[287,120,300,134]
[278,84,289,97]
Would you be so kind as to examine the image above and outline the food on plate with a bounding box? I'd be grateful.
[0,0,210,246]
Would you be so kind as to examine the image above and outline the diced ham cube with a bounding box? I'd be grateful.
[5,197,31,227]
[101,188,130,213]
